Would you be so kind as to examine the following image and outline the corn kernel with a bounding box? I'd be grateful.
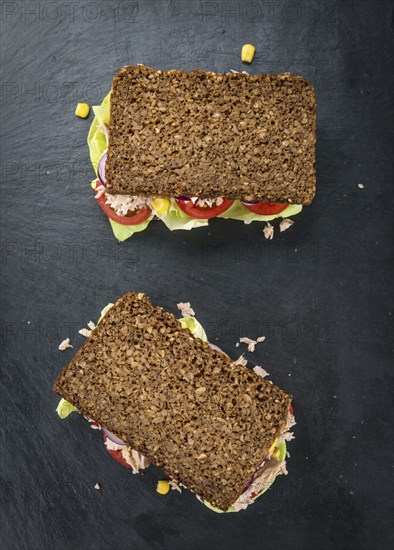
[268,438,278,454]
[156,480,170,495]
[152,198,170,214]
[75,103,90,118]
[272,448,280,460]
[241,44,256,64]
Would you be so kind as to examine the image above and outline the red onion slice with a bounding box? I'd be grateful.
[101,426,126,446]
[98,150,107,185]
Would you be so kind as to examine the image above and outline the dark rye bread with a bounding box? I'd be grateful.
[105,65,316,204]
[53,293,292,511]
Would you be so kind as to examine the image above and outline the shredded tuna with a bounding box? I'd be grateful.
[87,321,96,330]
[279,218,294,232]
[169,479,182,493]
[94,483,101,490]
[95,185,106,199]
[177,302,195,317]
[79,328,91,338]
[103,437,150,474]
[253,366,269,378]
[239,335,265,352]
[231,354,248,367]
[103,194,151,216]
[276,413,296,446]
[190,197,224,208]
[58,338,73,351]
[232,457,287,511]
[263,222,274,240]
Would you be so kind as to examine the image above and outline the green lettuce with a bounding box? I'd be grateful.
[56,398,77,419]
[108,216,154,242]
[87,91,111,174]
[178,315,208,341]
[218,201,302,223]
[157,200,208,231]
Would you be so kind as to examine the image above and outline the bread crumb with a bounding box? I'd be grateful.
[58,338,73,351]
[357,183,364,189]
[94,483,101,490]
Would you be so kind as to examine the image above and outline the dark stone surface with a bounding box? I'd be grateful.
[0,1,393,549]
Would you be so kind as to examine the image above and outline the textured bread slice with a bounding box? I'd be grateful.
[105,65,316,204]
[53,293,292,511]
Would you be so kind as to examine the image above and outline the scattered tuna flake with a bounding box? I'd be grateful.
[79,328,91,338]
[169,479,182,493]
[239,335,266,352]
[58,338,73,351]
[253,366,270,378]
[279,218,294,232]
[94,483,101,490]
[263,222,274,240]
[87,321,96,330]
[357,183,364,189]
[177,302,195,317]
[231,354,248,367]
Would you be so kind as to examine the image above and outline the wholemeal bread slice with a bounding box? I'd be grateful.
[105,65,316,204]
[53,292,292,511]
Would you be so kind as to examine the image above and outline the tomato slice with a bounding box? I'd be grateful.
[289,404,294,416]
[95,184,152,226]
[103,435,132,468]
[176,198,234,219]
[242,201,288,215]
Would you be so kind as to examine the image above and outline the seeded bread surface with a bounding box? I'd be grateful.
[53,292,291,511]
[105,65,316,204]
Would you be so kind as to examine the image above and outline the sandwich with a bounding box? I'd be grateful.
[88,65,316,241]
[54,292,295,512]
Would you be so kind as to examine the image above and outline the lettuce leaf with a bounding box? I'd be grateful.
[87,92,111,174]
[56,398,77,419]
[108,216,153,242]
[179,316,208,341]
[157,200,208,231]
[218,201,302,223]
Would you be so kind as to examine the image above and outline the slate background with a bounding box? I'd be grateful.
[1,1,393,549]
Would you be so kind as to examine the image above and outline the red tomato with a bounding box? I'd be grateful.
[242,201,288,215]
[289,405,294,416]
[176,198,234,219]
[95,184,152,226]
[103,436,132,468]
